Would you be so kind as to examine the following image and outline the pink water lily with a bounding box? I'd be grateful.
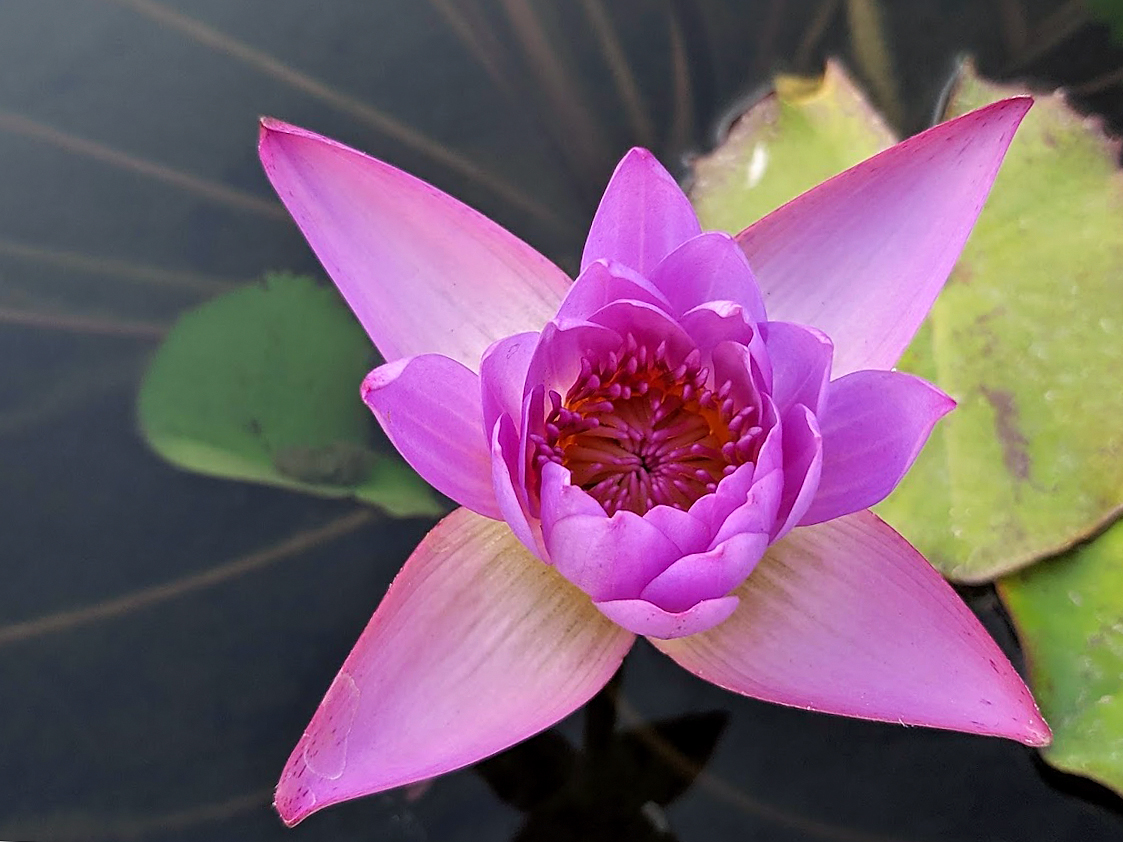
[260,98,1050,825]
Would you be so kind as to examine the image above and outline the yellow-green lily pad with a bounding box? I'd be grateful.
[691,60,894,231]
[999,520,1123,794]
[138,273,443,518]
[878,67,1123,581]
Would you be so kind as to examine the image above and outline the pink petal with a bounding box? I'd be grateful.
[595,595,740,640]
[259,119,569,369]
[711,336,771,408]
[362,355,499,518]
[772,404,823,540]
[480,332,538,435]
[275,508,634,825]
[581,148,701,276]
[490,415,543,559]
[539,463,682,600]
[710,467,784,546]
[524,320,622,403]
[642,505,711,555]
[555,260,673,325]
[586,299,696,363]
[801,370,955,525]
[678,302,755,358]
[737,98,1031,376]
[653,511,1051,745]
[687,399,780,534]
[762,322,833,417]
[648,232,767,322]
[639,532,769,612]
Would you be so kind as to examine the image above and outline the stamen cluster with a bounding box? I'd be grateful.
[531,334,764,515]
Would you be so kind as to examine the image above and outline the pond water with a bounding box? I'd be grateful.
[2,1,1123,840]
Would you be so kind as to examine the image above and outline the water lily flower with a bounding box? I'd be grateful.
[259,97,1050,825]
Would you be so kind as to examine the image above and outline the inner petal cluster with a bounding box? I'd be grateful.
[531,334,764,515]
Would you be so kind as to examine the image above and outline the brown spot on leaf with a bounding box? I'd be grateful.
[981,386,1031,482]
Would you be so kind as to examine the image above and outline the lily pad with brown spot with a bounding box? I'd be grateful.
[138,272,443,518]
[878,66,1123,581]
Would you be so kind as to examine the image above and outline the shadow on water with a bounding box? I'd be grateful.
[3,1,1123,839]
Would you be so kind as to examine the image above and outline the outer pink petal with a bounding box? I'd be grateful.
[362,355,499,518]
[800,370,955,525]
[737,98,1031,376]
[275,509,634,825]
[581,148,701,276]
[259,119,570,370]
[648,232,767,322]
[653,511,1051,745]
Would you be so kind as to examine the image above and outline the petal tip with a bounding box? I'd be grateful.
[258,116,301,150]
[960,95,1033,142]
[620,146,656,163]
[1016,705,1052,747]
[1025,723,1053,748]
[927,383,957,417]
[273,757,319,827]
[611,146,678,186]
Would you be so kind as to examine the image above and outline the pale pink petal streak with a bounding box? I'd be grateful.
[738,98,1031,376]
[653,511,1051,745]
[800,370,955,525]
[362,355,500,518]
[581,148,701,276]
[259,119,569,369]
[275,509,634,825]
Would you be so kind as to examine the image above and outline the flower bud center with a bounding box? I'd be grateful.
[532,335,764,515]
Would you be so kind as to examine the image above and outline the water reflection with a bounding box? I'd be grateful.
[477,674,727,841]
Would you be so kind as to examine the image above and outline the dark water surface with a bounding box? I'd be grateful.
[3,1,1123,840]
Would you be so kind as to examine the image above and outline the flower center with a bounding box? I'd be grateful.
[532,334,764,516]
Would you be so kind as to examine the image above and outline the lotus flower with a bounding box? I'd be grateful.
[259,97,1050,825]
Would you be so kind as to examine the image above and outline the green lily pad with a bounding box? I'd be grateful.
[692,60,1123,582]
[690,60,894,232]
[998,519,1123,794]
[138,273,443,518]
[878,67,1123,581]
